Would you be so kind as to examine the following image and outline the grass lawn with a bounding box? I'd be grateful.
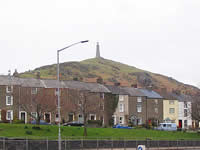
[0,123,200,140]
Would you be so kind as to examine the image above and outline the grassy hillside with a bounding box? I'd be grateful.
[19,58,199,95]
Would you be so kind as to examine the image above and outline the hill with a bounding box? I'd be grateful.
[19,58,199,96]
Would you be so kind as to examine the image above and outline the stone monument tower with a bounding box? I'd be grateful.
[96,42,101,58]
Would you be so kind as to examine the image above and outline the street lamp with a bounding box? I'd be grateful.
[57,40,89,150]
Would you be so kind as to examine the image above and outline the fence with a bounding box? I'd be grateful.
[0,137,200,150]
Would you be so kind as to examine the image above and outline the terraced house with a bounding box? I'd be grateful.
[0,76,116,126]
[106,85,163,126]
[0,75,194,129]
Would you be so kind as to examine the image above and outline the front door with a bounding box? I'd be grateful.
[21,112,25,124]
[45,113,50,123]
[68,113,74,122]
[78,114,84,123]
[179,120,182,128]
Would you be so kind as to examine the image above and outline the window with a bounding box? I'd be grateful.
[169,100,174,105]
[119,116,124,124]
[167,124,172,127]
[137,104,142,113]
[169,108,175,114]
[119,95,124,101]
[184,102,188,108]
[6,110,13,120]
[155,107,158,113]
[137,118,142,125]
[6,96,13,105]
[184,120,187,128]
[184,109,188,117]
[137,97,142,103]
[90,114,96,120]
[31,88,37,94]
[119,103,124,112]
[31,112,37,120]
[154,99,158,105]
[100,103,104,111]
[100,93,104,99]
[6,86,13,93]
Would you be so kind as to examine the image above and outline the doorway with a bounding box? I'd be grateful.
[44,113,51,123]
[19,111,27,124]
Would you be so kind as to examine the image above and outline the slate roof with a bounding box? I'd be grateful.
[157,91,177,100]
[105,85,128,95]
[139,89,163,99]
[171,93,193,102]
[19,78,44,88]
[0,75,21,85]
[122,87,145,97]
[41,79,66,88]
[64,81,110,93]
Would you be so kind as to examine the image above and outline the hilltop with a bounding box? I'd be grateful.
[19,58,199,96]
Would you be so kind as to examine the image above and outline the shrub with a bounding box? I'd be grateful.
[14,119,24,124]
[24,126,28,129]
[32,126,41,130]
[46,128,51,132]
[25,130,32,135]
[88,120,102,126]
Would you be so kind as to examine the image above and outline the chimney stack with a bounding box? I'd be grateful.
[131,84,137,88]
[97,77,103,84]
[114,82,121,86]
[36,71,40,79]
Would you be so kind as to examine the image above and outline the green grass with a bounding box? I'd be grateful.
[0,123,200,140]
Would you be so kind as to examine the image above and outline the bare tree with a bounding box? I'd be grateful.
[68,89,101,136]
[192,96,200,128]
[19,87,56,125]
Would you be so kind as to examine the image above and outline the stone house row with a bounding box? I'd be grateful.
[0,75,193,129]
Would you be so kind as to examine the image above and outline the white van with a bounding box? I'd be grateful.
[156,123,177,131]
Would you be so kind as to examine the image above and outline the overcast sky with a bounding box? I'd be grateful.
[0,0,199,87]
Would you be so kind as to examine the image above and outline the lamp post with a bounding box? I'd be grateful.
[57,40,89,150]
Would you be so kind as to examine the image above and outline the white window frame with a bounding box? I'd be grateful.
[31,88,37,94]
[100,103,104,111]
[6,96,13,105]
[169,100,174,105]
[155,107,158,113]
[119,116,124,124]
[89,114,96,120]
[100,93,104,99]
[6,110,13,120]
[6,86,13,93]
[184,109,188,117]
[119,95,124,101]
[137,97,142,103]
[19,111,27,123]
[154,99,158,105]
[119,103,124,112]
[184,101,188,108]
[137,118,142,125]
[137,104,142,113]
[169,108,175,114]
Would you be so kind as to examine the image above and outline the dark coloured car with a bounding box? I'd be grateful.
[63,121,84,127]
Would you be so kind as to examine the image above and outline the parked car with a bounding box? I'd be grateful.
[155,123,177,131]
[31,120,51,125]
[113,124,133,129]
[63,121,84,127]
